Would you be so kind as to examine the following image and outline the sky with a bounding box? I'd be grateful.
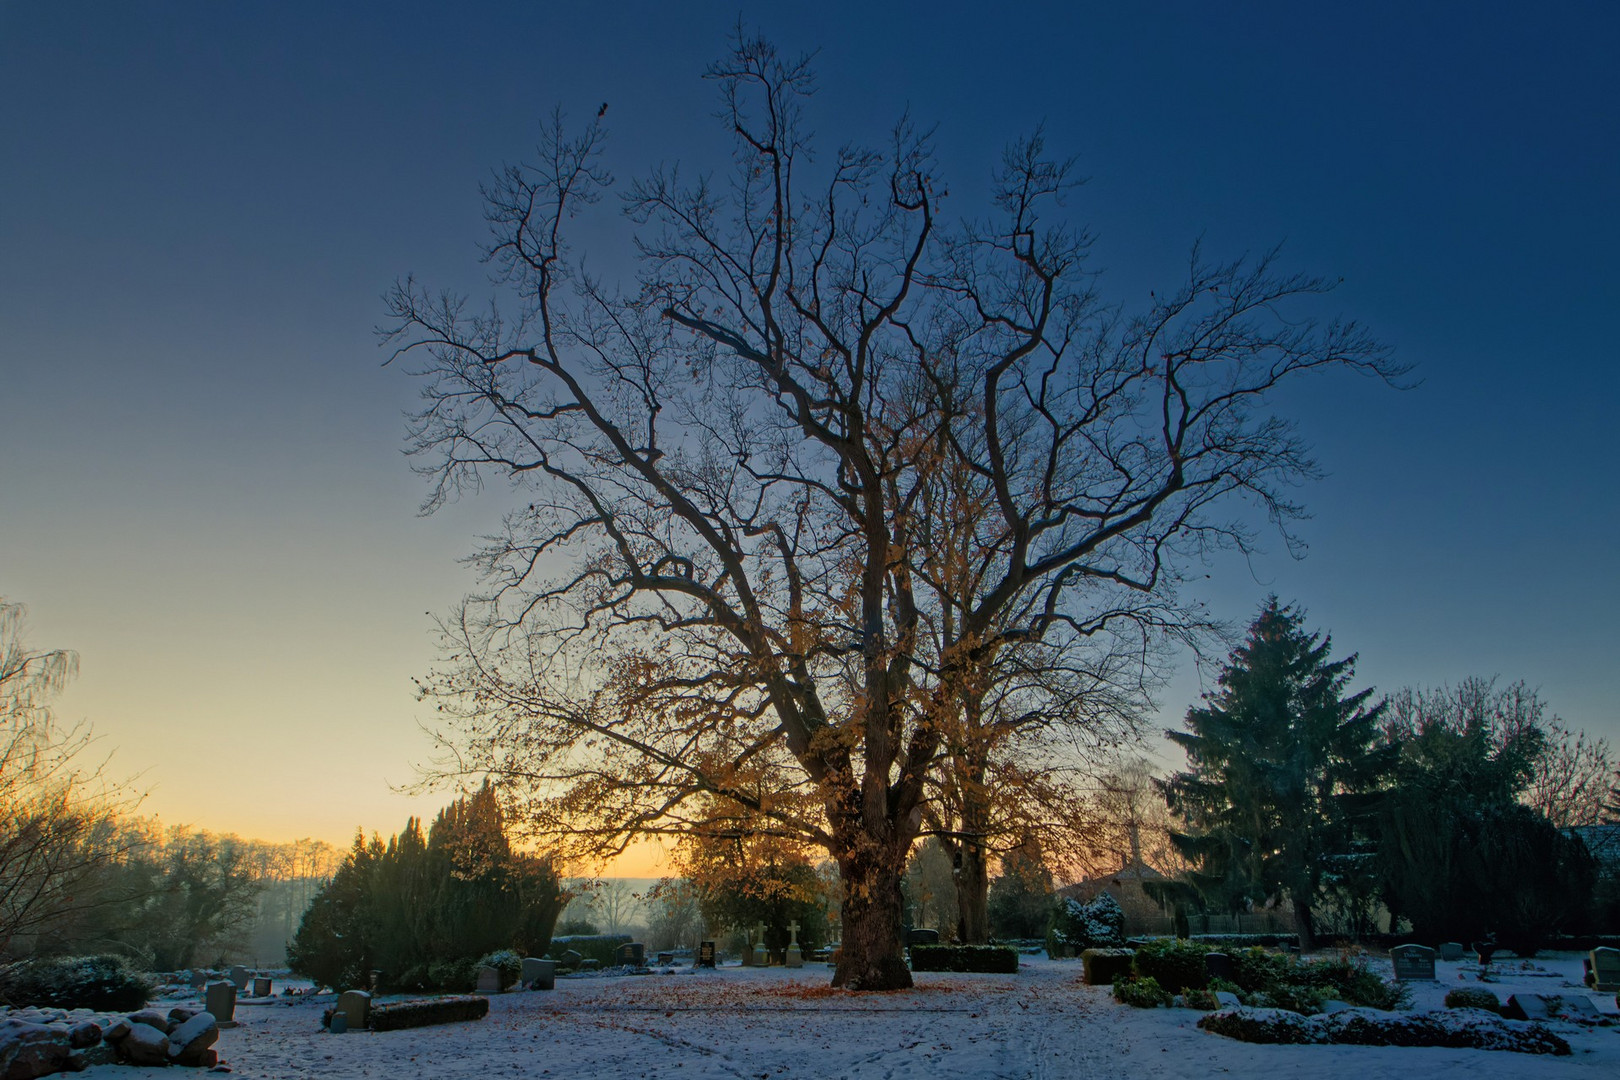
[2,2,1616,870]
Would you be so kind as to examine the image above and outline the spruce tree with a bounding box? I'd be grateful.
[1162,598,1392,948]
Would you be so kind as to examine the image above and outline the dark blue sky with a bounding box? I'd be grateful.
[2,2,1615,842]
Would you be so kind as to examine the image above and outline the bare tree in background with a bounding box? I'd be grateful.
[1523,718,1613,828]
[0,599,138,958]
[389,35,1401,988]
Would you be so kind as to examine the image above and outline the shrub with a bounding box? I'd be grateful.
[1132,938,1212,992]
[1445,988,1501,1012]
[1297,955,1409,1011]
[1054,892,1125,951]
[1113,974,1171,1008]
[1198,1007,1320,1044]
[1227,946,1292,995]
[1079,948,1135,986]
[478,949,522,989]
[0,955,151,1011]
[426,958,478,992]
[367,995,490,1032]
[1182,988,1221,1011]
[1202,1007,1571,1056]
[908,945,1019,973]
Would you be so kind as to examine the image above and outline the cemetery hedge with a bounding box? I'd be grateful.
[1445,988,1501,1012]
[0,955,151,1011]
[907,945,1019,973]
[1119,939,1406,1013]
[1113,974,1172,1008]
[366,994,490,1032]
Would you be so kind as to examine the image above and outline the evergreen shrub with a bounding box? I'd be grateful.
[1182,987,1221,1011]
[367,995,490,1031]
[478,949,522,988]
[1113,974,1171,1008]
[547,934,632,968]
[0,955,151,1011]
[1445,987,1501,1012]
[1055,892,1125,951]
[907,945,1019,973]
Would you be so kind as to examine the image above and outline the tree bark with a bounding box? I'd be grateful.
[833,850,912,990]
[953,834,990,944]
[1294,898,1316,952]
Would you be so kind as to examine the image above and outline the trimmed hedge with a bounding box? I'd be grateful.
[0,955,151,1011]
[1080,948,1135,986]
[367,995,490,1032]
[1133,938,1212,992]
[1113,974,1171,1008]
[1200,1006,1571,1056]
[908,945,1019,973]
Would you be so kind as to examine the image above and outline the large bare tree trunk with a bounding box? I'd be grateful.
[954,840,990,944]
[832,845,912,990]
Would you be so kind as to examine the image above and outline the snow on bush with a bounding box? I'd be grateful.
[1199,1006,1572,1055]
[1055,892,1124,951]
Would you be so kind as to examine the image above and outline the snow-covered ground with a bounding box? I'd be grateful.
[82,953,1619,1079]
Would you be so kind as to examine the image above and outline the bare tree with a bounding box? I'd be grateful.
[389,35,1400,988]
[1523,718,1613,828]
[0,599,138,958]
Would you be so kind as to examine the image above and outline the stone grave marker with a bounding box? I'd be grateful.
[476,965,502,993]
[522,957,555,990]
[1590,947,1620,992]
[203,981,237,1028]
[558,949,583,969]
[1390,944,1437,981]
[616,942,646,967]
[228,965,249,991]
[1204,952,1234,983]
[1504,993,1601,1022]
[785,921,804,968]
[578,958,600,971]
[1437,942,1464,962]
[336,989,371,1030]
[905,928,940,947]
[656,951,675,966]
[188,969,207,989]
[251,976,271,997]
[698,941,717,968]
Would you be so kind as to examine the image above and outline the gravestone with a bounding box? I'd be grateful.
[616,942,646,967]
[1390,944,1437,981]
[785,920,804,968]
[476,965,502,993]
[905,928,940,947]
[558,949,583,969]
[1204,952,1234,983]
[188,969,207,989]
[739,935,754,967]
[203,981,237,1028]
[697,941,717,968]
[1437,942,1465,962]
[228,965,250,991]
[328,1012,348,1035]
[1504,993,1601,1022]
[251,976,271,997]
[656,952,674,966]
[578,958,600,971]
[522,958,555,990]
[1590,947,1620,992]
[335,989,371,1030]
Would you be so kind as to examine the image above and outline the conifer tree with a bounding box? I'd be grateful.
[1162,599,1392,948]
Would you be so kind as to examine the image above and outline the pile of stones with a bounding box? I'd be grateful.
[0,1005,223,1078]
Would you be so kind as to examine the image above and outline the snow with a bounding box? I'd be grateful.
[71,953,1619,1079]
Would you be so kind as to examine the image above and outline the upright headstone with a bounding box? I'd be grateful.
[559,949,583,970]
[476,965,502,993]
[1437,942,1465,962]
[615,942,646,967]
[1390,944,1438,982]
[336,989,370,1030]
[204,981,237,1028]
[188,969,207,989]
[697,941,717,968]
[905,928,940,946]
[522,958,556,990]
[754,924,768,966]
[1204,952,1234,983]
[228,965,250,991]
[1590,947,1620,992]
[251,976,271,998]
[739,933,754,967]
[785,921,803,968]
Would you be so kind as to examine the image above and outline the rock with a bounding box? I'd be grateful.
[128,1009,173,1034]
[167,1013,220,1066]
[118,1022,171,1066]
[0,1020,75,1080]
[65,1021,101,1049]
[168,1007,200,1026]
[101,1019,132,1044]
[76,1043,118,1068]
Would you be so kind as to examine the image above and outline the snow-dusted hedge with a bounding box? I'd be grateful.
[1444,987,1501,1012]
[908,945,1019,973]
[547,934,632,968]
[1113,974,1171,1008]
[0,955,151,1011]
[367,995,490,1032]
[1080,948,1134,986]
[1199,1007,1571,1056]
